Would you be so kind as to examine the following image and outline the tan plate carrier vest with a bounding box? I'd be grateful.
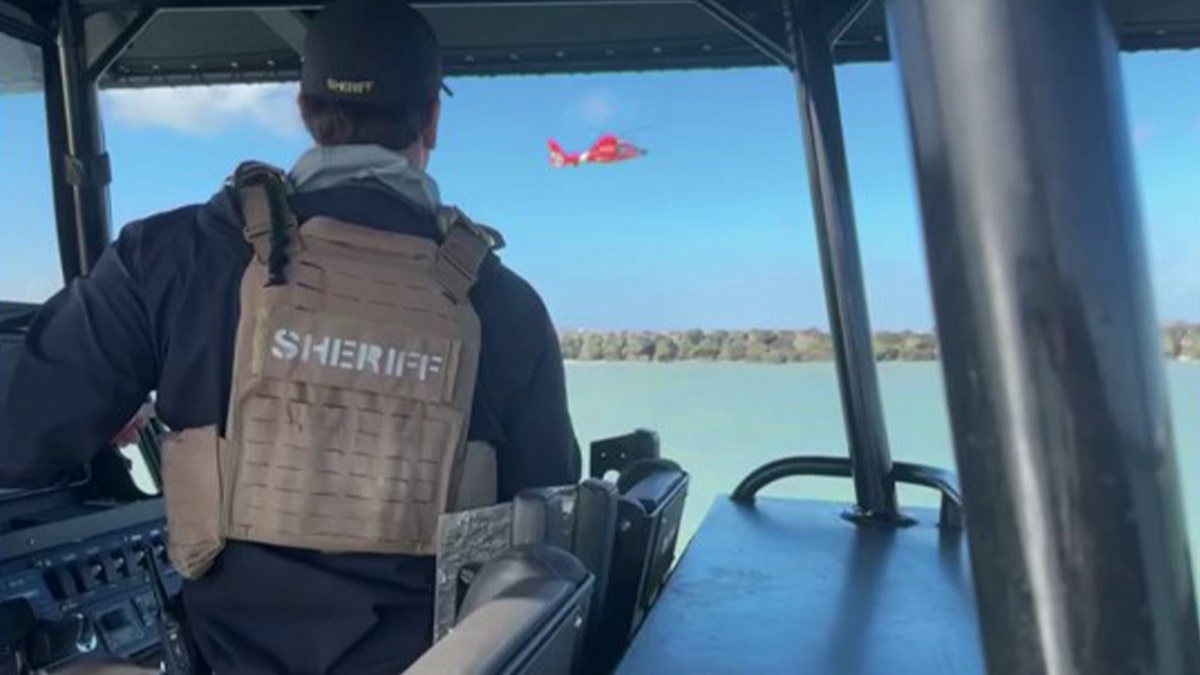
[162,163,500,579]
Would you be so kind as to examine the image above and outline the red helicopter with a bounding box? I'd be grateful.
[548,134,647,168]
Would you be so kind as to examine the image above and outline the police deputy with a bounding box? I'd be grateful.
[0,0,581,672]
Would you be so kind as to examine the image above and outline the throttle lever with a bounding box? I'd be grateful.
[0,598,36,675]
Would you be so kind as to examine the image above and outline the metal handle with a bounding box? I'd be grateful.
[731,455,963,529]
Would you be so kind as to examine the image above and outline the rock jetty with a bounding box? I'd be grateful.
[559,323,1200,363]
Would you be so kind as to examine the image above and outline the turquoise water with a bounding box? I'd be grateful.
[565,361,1200,588]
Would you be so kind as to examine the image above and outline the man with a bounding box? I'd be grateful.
[0,0,581,672]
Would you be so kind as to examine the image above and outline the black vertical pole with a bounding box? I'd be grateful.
[40,21,82,283]
[57,0,111,276]
[884,0,1200,672]
[784,0,896,519]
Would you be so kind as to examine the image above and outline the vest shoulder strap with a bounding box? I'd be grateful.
[229,162,500,299]
[228,161,297,285]
[432,207,503,303]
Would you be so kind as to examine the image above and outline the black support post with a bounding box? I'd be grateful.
[57,0,111,276]
[783,0,896,520]
[36,21,81,283]
[884,0,1200,672]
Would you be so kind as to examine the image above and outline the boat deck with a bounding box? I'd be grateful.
[615,497,985,674]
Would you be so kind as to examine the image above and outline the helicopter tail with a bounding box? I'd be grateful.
[548,139,571,168]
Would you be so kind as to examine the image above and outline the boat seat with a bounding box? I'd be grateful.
[512,480,620,673]
[430,430,686,674]
[589,459,689,673]
[406,544,594,675]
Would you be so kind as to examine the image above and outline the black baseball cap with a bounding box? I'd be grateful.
[300,0,449,109]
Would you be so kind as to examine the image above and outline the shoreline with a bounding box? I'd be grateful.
[562,358,1200,364]
[558,325,1200,363]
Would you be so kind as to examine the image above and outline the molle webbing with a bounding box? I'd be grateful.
[217,166,492,557]
[431,207,501,302]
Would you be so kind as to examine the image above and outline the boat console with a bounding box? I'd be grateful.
[0,496,176,672]
[0,302,177,673]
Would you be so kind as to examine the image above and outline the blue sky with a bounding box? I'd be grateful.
[2,50,1196,330]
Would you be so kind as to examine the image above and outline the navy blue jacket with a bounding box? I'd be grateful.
[0,183,581,674]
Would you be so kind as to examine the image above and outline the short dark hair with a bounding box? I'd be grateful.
[297,94,436,152]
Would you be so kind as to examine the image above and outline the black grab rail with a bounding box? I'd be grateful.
[731,456,963,529]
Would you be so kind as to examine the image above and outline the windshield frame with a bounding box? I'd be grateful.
[1,14,78,286]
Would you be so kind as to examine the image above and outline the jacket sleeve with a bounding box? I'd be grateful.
[0,233,157,488]
[497,312,582,499]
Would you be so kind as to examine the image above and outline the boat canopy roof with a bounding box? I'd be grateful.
[2,0,1199,92]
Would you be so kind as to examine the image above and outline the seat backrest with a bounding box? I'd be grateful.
[570,480,619,624]
[622,465,687,621]
[511,486,573,549]
[406,544,593,675]
[588,460,688,674]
